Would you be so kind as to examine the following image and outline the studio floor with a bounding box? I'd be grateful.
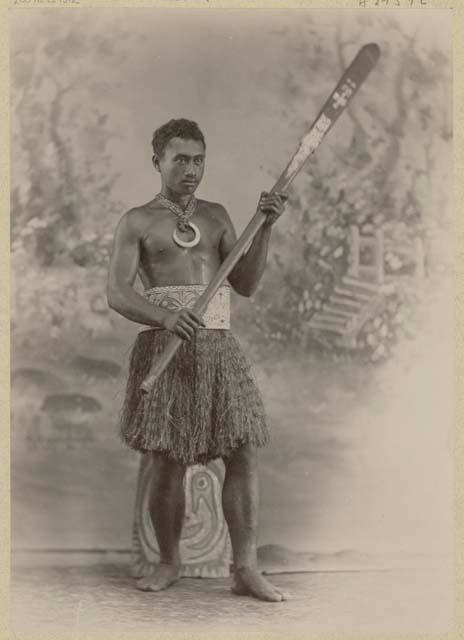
[11,552,454,636]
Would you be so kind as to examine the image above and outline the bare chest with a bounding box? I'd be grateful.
[139,209,224,267]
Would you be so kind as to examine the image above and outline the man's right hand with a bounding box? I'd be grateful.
[161,308,206,340]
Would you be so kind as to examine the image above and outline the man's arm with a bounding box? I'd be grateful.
[106,211,169,327]
[219,192,287,297]
[107,210,205,339]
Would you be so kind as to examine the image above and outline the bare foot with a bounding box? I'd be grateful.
[232,566,287,602]
[135,563,180,592]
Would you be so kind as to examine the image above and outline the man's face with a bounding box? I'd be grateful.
[155,137,205,196]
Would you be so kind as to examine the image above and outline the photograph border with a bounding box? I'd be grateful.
[1,1,462,639]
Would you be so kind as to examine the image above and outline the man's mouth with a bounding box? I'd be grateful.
[182,180,197,186]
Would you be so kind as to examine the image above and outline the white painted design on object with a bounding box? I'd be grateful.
[285,114,332,179]
[332,91,348,109]
[332,78,357,110]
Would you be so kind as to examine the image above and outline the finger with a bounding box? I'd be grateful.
[262,203,281,215]
[179,319,196,336]
[180,310,202,328]
[258,193,269,206]
[272,195,287,207]
[179,314,198,331]
[180,326,194,340]
[182,316,202,332]
[261,196,283,209]
[176,326,191,340]
[185,309,206,327]
[259,200,279,212]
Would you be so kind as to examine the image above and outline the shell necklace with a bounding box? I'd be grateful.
[155,193,200,248]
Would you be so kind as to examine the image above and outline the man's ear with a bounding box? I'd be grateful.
[152,155,160,172]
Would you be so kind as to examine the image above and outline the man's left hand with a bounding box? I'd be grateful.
[258,191,288,227]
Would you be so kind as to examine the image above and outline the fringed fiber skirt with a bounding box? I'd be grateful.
[119,329,269,465]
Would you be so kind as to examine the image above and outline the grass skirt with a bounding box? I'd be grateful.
[119,330,269,465]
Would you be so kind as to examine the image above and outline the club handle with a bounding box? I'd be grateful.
[140,334,184,393]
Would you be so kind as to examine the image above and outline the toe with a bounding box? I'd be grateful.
[233,568,287,603]
[135,577,149,590]
[136,579,166,592]
[231,583,249,596]
[144,583,164,592]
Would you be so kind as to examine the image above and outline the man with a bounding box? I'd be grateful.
[107,118,287,602]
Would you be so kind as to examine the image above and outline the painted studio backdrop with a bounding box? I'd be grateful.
[11,9,453,567]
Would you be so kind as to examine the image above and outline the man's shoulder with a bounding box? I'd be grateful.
[127,199,160,217]
[198,199,229,222]
[119,202,157,231]
[113,205,153,237]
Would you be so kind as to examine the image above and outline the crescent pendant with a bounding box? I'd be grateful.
[173,222,201,248]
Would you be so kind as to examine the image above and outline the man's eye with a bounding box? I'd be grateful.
[194,158,204,165]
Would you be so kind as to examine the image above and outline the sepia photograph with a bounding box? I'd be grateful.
[9,4,455,636]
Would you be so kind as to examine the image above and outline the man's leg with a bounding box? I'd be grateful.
[222,444,286,602]
[136,451,186,592]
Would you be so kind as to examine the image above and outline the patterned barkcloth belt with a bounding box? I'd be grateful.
[138,283,231,332]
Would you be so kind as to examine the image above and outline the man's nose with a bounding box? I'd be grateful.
[184,162,197,176]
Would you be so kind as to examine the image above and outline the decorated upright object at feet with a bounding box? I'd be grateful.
[131,455,232,578]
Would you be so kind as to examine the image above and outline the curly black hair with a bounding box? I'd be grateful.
[151,119,206,160]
